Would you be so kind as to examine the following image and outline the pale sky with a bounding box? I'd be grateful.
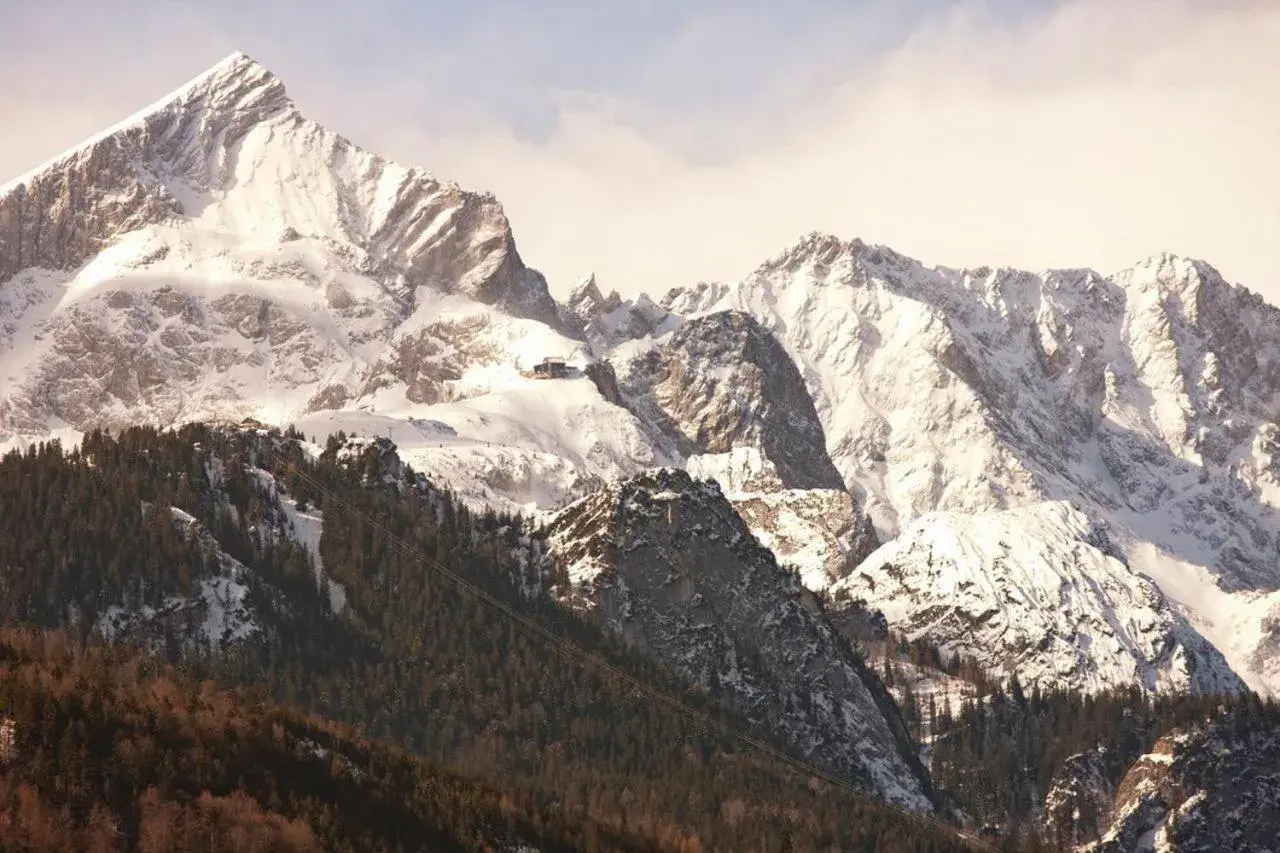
[2,0,1277,301]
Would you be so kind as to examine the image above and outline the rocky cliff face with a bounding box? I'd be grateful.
[615,310,844,491]
[729,487,880,590]
[1043,748,1116,851]
[608,310,875,585]
[537,468,936,812]
[1084,715,1280,852]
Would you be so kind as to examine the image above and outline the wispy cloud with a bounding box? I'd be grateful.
[2,0,1276,300]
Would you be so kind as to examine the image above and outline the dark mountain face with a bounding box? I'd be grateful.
[921,678,1280,848]
[538,467,938,813]
[1042,748,1116,850]
[1086,711,1280,853]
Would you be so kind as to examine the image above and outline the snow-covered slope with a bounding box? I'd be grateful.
[292,374,665,515]
[0,52,573,443]
[830,502,1242,694]
[661,234,1280,695]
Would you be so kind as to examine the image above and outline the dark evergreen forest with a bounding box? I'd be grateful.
[0,627,651,851]
[0,426,975,852]
[929,676,1279,841]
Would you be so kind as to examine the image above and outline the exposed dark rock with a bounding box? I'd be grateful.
[1086,713,1280,852]
[538,468,939,813]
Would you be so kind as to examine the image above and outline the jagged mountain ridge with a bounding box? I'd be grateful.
[662,235,1280,577]
[566,272,677,356]
[2,52,1278,699]
[660,235,1280,696]
[0,52,562,324]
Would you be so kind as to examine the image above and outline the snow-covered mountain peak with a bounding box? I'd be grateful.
[0,54,571,441]
[658,230,1280,693]
[1110,253,1233,317]
[738,232,1260,328]
[753,232,862,285]
[567,274,676,356]
[764,231,864,267]
[567,272,621,316]
[756,231,959,287]
[172,49,286,106]
[609,306,877,586]
[1117,252,1221,286]
[0,48,562,320]
[204,50,271,79]
[570,272,600,298]
[0,51,291,201]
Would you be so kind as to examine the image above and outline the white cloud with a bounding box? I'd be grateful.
[392,0,1280,300]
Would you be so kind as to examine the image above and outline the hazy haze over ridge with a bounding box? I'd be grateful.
[1,0,1276,300]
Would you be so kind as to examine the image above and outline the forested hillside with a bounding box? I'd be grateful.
[0,427,974,852]
[928,676,1280,844]
[0,628,643,851]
